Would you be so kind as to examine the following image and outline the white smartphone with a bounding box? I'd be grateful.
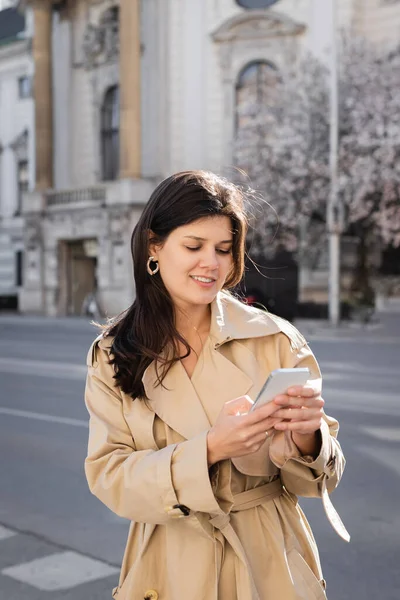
[250,367,311,412]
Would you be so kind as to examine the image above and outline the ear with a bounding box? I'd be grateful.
[148,230,160,259]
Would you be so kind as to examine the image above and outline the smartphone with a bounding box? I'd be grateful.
[250,367,311,412]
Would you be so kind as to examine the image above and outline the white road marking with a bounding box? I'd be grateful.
[323,387,398,403]
[0,407,88,428]
[320,361,399,377]
[360,427,400,443]
[358,445,400,479]
[307,335,399,344]
[321,373,349,381]
[0,357,86,380]
[0,525,17,540]
[2,551,118,591]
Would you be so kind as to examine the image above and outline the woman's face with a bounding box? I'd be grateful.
[150,216,234,311]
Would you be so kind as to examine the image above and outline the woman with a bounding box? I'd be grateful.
[84,171,349,600]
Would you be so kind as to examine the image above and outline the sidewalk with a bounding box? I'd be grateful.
[294,311,400,342]
[1,310,399,341]
[0,313,96,330]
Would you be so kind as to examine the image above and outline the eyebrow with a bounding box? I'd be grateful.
[183,236,233,244]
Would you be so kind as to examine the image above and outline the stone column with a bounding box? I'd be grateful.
[32,0,53,190]
[119,0,141,179]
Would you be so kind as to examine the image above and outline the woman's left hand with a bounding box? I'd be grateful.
[271,385,324,457]
[272,385,324,435]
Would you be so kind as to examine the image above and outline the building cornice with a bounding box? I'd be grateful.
[0,36,30,60]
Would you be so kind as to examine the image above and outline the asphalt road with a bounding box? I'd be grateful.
[0,313,399,599]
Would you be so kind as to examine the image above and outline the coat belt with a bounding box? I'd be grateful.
[232,477,283,511]
[209,478,283,600]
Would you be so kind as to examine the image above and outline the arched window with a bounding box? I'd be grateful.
[235,60,280,132]
[101,85,119,181]
[236,0,280,8]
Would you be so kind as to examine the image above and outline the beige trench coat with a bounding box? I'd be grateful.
[84,292,348,600]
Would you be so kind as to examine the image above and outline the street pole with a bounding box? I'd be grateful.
[327,0,341,326]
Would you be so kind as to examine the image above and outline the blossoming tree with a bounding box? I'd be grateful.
[234,35,400,299]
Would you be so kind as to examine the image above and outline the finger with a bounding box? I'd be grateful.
[274,418,322,433]
[273,407,323,421]
[242,401,281,424]
[274,396,325,409]
[236,416,281,444]
[246,416,282,437]
[287,384,320,397]
[241,429,275,454]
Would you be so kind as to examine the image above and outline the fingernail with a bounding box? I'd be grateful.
[274,396,286,404]
[274,423,285,429]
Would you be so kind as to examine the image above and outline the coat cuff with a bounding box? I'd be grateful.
[270,420,333,476]
[290,420,333,475]
[170,430,231,515]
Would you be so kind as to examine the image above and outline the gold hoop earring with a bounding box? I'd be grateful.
[147,256,159,276]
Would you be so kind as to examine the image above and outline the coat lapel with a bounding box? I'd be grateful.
[142,344,254,440]
[191,342,254,426]
[142,359,211,440]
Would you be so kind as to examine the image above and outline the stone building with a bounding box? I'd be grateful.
[16,0,400,316]
[0,4,34,309]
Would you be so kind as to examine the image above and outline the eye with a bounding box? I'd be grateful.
[185,246,201,251]
[217,248,232,254]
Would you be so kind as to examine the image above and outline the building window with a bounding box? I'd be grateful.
[101,85,120,181]
[18,76,31,99]
[235,60,280,132]
[16,159,29,214]
[236,0,280,8]
[16,251,23,287]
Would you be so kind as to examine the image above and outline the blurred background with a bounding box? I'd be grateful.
[0,0,399,599]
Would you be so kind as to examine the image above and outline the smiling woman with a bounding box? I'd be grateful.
[103,171,247,398]
[84,170,348,600]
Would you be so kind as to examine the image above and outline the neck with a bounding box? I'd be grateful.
[175,303,211,338]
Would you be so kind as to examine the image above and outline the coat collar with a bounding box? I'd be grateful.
[209,291,305,350]
[97,291,304,352]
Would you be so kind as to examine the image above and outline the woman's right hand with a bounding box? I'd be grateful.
[206,396,281,466]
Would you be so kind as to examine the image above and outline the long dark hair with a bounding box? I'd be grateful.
[105,170,247,398]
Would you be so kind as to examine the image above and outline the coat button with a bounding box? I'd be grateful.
[144,590,159,600]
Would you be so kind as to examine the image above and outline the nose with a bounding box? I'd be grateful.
[198,248,219,270]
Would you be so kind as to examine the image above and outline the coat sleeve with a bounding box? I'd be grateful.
[84,339,232,523]
[269,337,346,499]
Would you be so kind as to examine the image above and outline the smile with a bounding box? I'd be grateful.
[190,276,216,283]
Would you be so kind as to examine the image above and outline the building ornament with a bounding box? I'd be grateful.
[25,218,41,247]
[82,7,119,69]
[10,129,29,161]
[109,209,130,241]
[212,10,305,43]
